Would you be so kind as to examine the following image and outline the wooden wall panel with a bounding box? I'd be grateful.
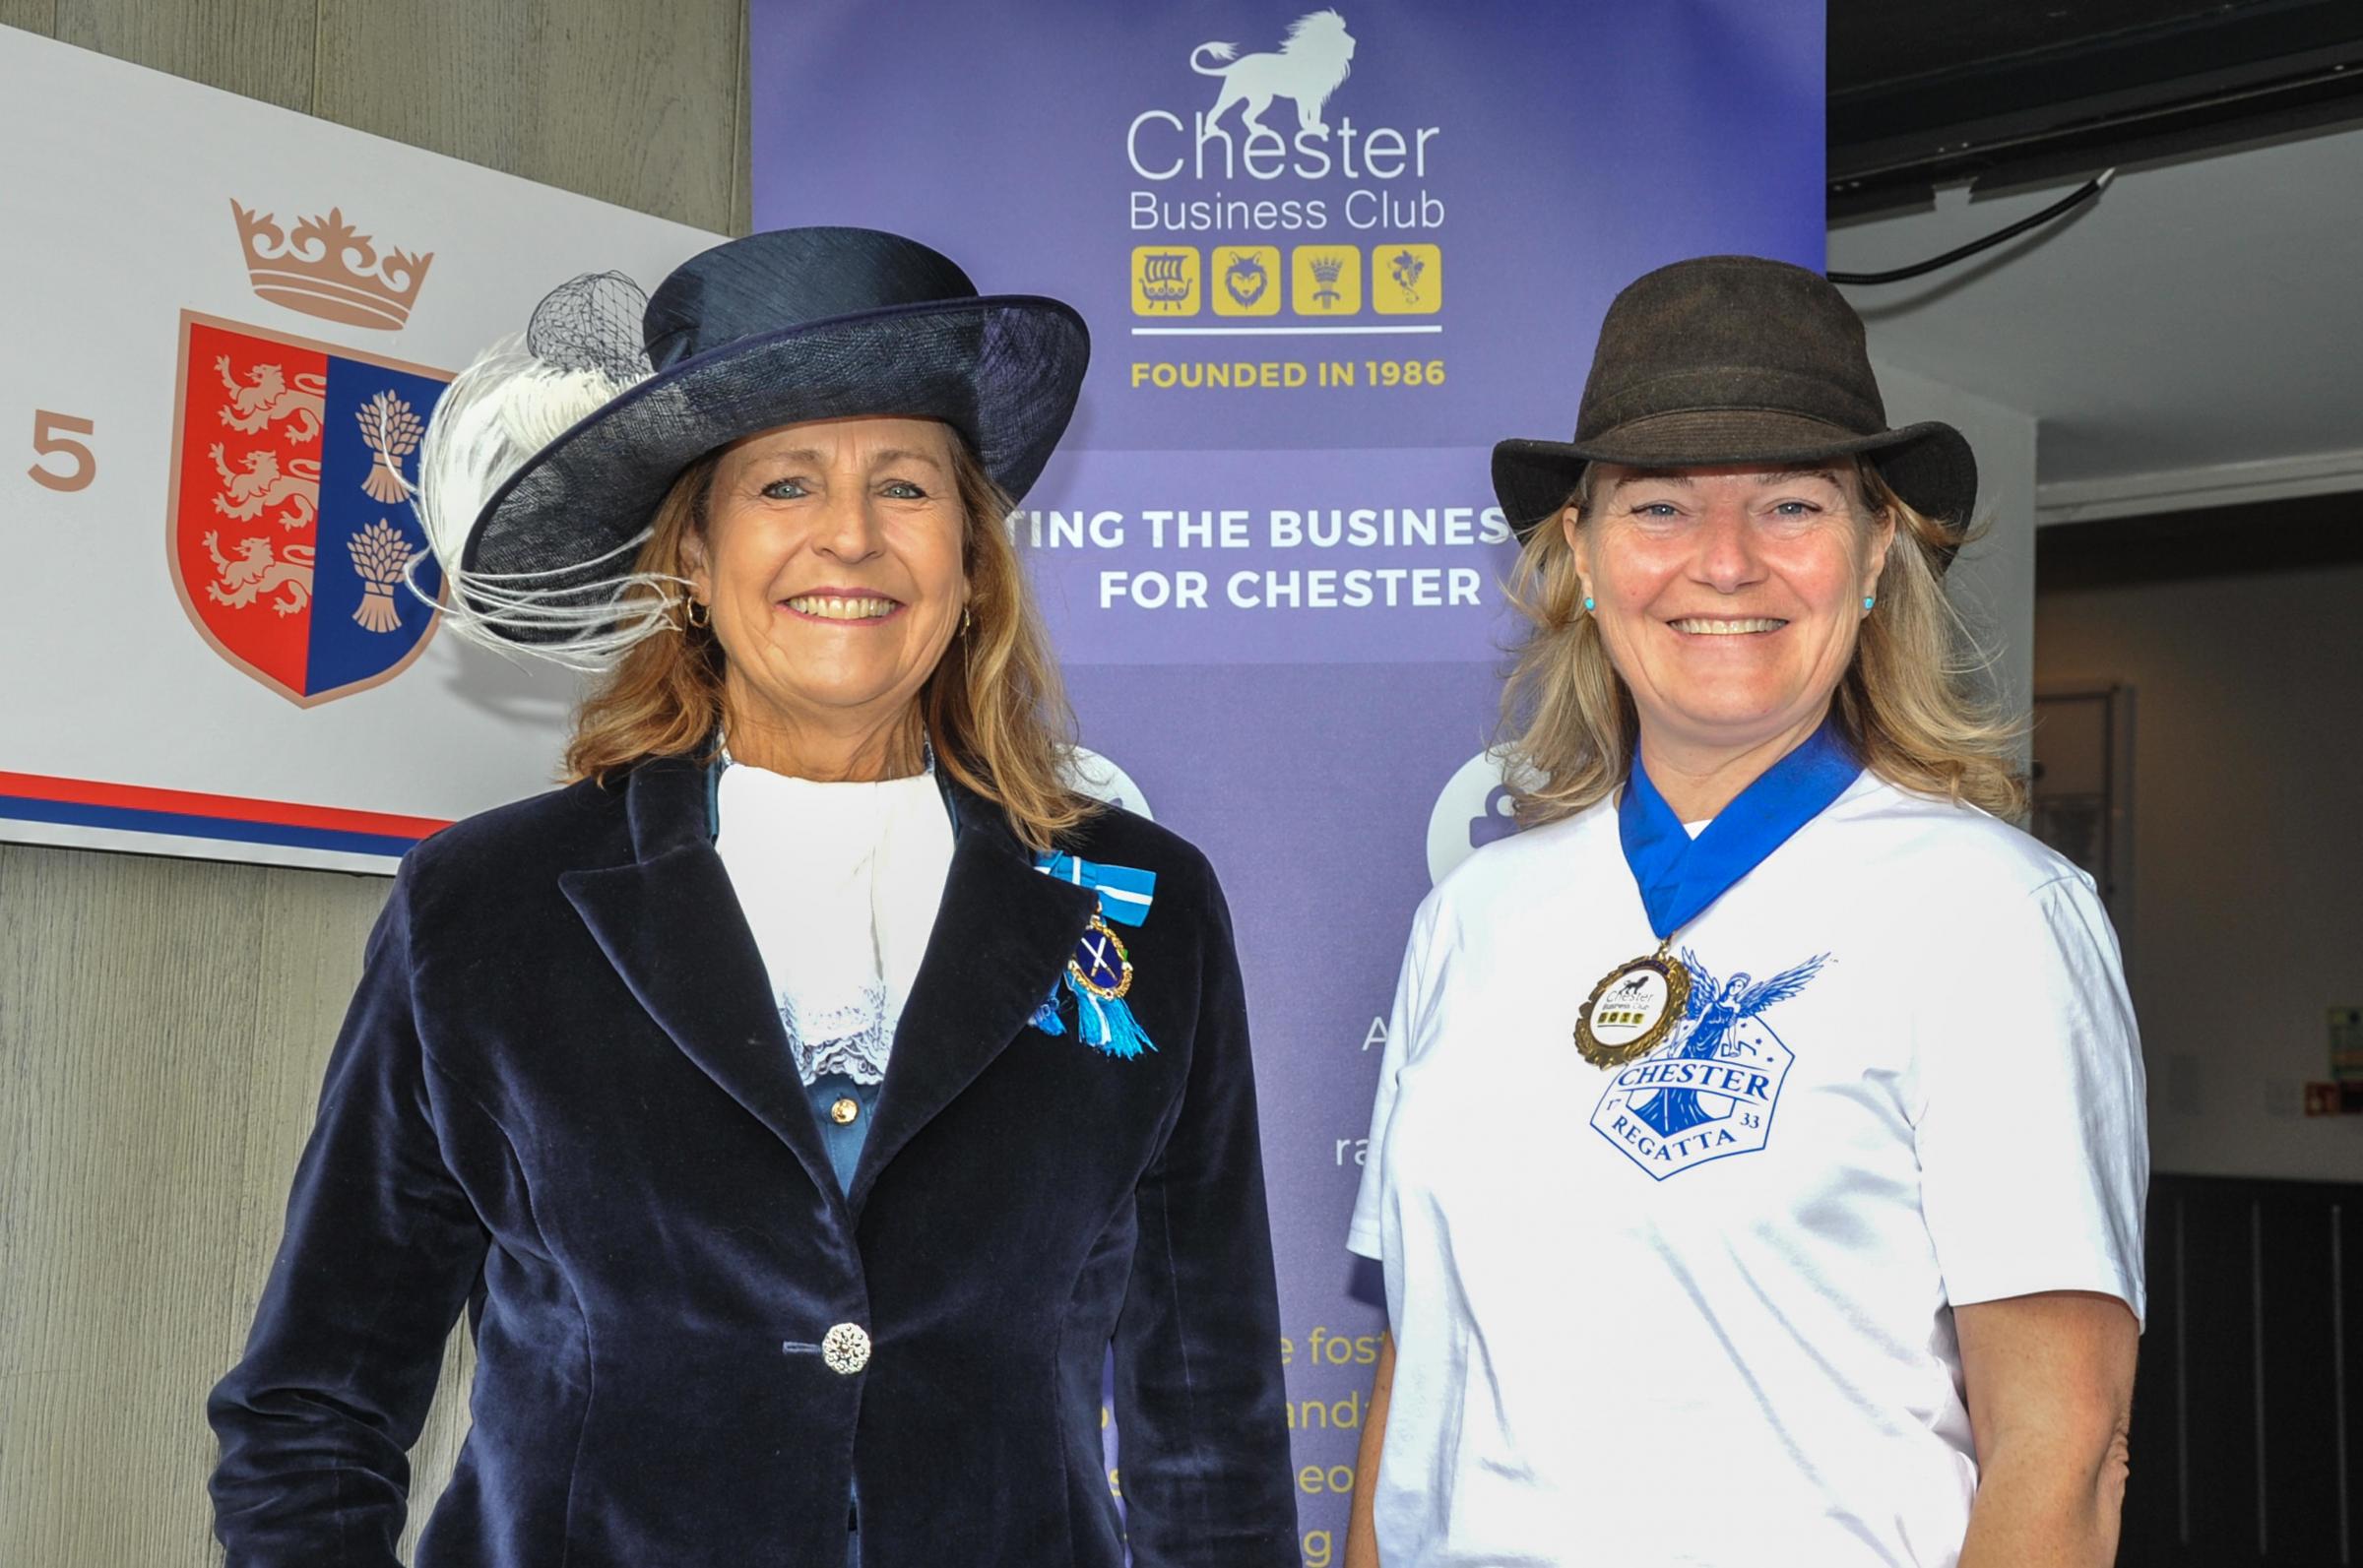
[730,0,751,236]
[0,845,472,1564]
[0,3,59,37]
[0,847,269,1563]
[221,865,390,1302]
[313,0,743,232]
[5,3,745,1561]
[53,0,315,111]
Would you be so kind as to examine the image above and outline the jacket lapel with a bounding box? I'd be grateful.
[560,757,851,1214]
[846,784,1097,1212]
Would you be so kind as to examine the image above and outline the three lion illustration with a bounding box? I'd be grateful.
[210,444,321,530]
[1191,9,1356,137]
[202,533,315,616]
[216,356,327,441]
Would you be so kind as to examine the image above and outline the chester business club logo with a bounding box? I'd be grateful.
[1590,952,1827,1179]
[167,202,452,706]
[1125,10,1445,329]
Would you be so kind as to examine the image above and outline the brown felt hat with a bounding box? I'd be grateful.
[1492,255,1977,562]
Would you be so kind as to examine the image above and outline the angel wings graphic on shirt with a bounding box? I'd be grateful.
[1629,948,1829,1139]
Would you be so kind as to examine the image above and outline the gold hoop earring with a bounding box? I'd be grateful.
[684,597,710,630]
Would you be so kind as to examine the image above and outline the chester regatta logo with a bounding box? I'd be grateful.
[1591,949,1827,1179]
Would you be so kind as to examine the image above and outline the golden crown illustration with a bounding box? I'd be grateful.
[230,201,434,331]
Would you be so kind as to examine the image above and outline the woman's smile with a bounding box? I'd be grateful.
[1665,615,1790,638]
[779,588,909,624]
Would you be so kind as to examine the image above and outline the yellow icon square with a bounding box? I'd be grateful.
[1210,246,1283,316]
[1372,244,1442,314]
[1290,246,1362,315]
[1132,246,1201,316]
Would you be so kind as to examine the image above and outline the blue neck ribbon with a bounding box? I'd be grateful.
[1616,718,1863,941]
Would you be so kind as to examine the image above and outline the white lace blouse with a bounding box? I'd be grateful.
[712,760,955,1088]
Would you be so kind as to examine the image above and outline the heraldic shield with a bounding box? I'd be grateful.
[169,311,451,706]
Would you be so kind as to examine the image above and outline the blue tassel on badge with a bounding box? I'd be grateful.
[1031,852,1161,1060]
[1070,977,1156,1060]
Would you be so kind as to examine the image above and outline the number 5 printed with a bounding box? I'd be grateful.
[29,410,96,492]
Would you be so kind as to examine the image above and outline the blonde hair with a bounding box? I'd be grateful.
[1498,461,2025,824]
[563,435,1096,850]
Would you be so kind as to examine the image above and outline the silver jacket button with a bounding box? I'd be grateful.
[821,1322,871,1375]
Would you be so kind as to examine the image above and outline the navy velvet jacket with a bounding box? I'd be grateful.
[207,757,1299,1566]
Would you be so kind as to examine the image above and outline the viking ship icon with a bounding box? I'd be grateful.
[1139,252,1193,310]
[1309,254,1346,309]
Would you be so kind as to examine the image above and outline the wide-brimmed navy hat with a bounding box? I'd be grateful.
[415,226,1089,656]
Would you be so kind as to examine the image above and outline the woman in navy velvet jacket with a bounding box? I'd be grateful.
[206,228,1299,1568]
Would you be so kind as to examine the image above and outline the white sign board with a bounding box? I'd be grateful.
[0,28,721,872]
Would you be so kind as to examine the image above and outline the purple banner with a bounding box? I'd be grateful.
[753,4,1822,1560]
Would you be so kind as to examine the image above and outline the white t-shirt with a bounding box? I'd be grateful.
[1347,771,2146,1568]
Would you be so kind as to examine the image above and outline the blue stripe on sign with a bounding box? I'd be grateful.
[0,795,418,859]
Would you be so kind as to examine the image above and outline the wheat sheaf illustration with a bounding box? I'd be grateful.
[357,391,423,504]
[349,518,415,633]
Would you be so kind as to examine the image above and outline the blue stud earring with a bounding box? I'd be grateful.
[1582,596,1596,612]
[1863,595,1877,611]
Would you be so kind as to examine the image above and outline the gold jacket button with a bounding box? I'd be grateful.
[829,1097,860,1126]
[821,1322,871,1375]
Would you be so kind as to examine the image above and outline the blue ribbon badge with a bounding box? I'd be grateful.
[1030,852,1159,1059]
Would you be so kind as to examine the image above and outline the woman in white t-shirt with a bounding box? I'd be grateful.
[209,229,1299,1568]
[1344,256,2145,1568]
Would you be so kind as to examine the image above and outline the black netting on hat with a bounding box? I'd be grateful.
[463,298,1088,647]
[527,271,654,384]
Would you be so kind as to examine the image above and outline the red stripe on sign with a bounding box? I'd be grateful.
[0,772,451,839]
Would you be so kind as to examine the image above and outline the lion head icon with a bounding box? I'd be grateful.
[1222,250,1270,306]
[1191,10,1357,137]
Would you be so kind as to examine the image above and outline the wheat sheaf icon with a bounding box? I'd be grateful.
[349,518,415,634]
[357,391,422,504]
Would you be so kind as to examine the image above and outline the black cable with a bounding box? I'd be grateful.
[1828,169,2115,285]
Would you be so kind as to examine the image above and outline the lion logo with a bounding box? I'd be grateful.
[216,355,327,440]
[210,444,321,530]
[201,533,315,617]
[1190,9,1356,137]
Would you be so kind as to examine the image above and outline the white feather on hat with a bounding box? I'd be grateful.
[405,272,682,668]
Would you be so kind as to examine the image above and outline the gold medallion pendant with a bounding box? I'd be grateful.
[1574,949,1692,1068]
[1067,914,1134,1001]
